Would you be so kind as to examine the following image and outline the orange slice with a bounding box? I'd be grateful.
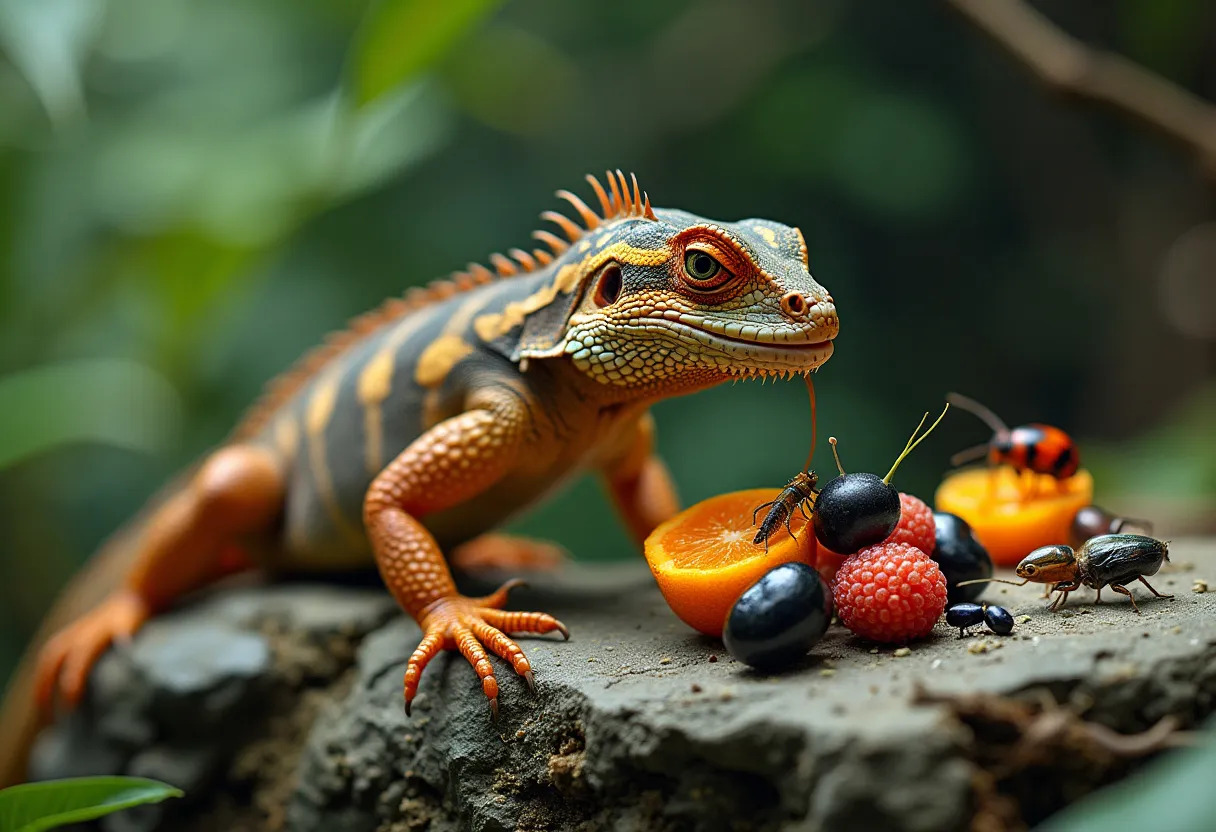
[644,489,817,636]
[934,467,1093,566]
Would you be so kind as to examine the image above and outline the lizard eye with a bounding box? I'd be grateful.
[684,251,721,281]
[681,248,733,293]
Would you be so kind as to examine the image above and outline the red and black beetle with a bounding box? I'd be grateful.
[947,393,1080,479]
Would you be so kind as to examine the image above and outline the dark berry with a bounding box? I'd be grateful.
[1071,505,1115,545]
[931,512,994,604]
[945,602,984,636]
[983,605,1015,635]
[813,473,901,555]
[723,562,832,669]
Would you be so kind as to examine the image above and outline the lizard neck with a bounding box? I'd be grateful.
[533,354,729,410]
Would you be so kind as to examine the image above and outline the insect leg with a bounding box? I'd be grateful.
[798,501,813,522]
[783,511,798,541]
[1109,583,1141,614]
[1137,575,1175,600]
[1094,586,1102,603]
[1020,469,1040,502]
[1047,580,1081,611]
[752,501,777,525]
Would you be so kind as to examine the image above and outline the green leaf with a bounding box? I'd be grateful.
[0,360,181,471]
[0,776,182,832]
[350,0,504,107]
[1038,730,1216,832]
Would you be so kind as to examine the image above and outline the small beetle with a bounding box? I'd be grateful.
[983,605,1015,635]
[1070,505,1153,548]
[754,374,821,550]
[945,602,984,636]
[1017,534,1173,613]
[753,471,818,549]
[947,392,1079,480]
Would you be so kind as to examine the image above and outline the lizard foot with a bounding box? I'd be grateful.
[34,590,150,714]
[451,534,568,574]
[404,579,569,720]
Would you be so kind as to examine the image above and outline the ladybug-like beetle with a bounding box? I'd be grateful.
[947,393,1079,479]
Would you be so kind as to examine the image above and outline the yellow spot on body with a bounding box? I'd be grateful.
[274,416,299,461]
[755,226,779,248]
[357,314,431,475]
[416,335,474,388]
[306,372,362,544]
[421,293,498,427]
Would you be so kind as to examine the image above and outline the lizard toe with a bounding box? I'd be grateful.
[34,591,149,713]
[405,594,567,720]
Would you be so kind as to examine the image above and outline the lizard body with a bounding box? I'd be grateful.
[0,172,838,784]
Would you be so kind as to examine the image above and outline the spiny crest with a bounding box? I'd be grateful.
[460,169,657,283]
[232,171,655,441]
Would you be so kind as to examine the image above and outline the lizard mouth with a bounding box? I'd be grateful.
[664,321,836,373]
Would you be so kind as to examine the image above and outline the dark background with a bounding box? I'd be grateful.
[2,0,1214,692]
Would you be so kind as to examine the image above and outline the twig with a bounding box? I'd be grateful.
[945,0,1216,175]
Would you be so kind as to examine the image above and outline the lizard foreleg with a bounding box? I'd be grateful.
[363,394,568,720]
[601,414,680,546]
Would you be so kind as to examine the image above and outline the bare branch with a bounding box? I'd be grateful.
[946,0,1216,174]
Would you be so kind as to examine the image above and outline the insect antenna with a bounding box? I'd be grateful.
[946,392,1010,435]
[949,442,990,467]
[956,577,1030,588]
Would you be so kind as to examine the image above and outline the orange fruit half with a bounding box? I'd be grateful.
[935,467,1093,566]
[644,489,817,636]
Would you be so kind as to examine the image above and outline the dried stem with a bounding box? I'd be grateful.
[945,0,1216,176]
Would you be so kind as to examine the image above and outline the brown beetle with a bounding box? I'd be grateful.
[1026,534,1172,612]
[960,533,1173,613]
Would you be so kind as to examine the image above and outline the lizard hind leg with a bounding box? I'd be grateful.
[33,443,284,713]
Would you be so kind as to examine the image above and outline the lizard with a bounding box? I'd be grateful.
[0,171,839,785]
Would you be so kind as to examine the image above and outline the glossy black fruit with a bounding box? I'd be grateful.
[945,602,984,636]
[723,562,832,670]
[931,512,994,604]
[813,473,901,555]
[983,604,1015,635]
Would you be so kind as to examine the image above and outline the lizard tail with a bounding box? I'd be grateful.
[0,472,193,788]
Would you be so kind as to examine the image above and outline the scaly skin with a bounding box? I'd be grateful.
[2,171,838,780]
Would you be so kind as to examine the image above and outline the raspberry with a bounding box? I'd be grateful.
[832,542,948,643]
[885,492,936,553]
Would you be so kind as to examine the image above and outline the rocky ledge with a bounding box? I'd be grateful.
[31,540,1216,832]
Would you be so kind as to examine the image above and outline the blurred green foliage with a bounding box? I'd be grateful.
[1,0,1214,709]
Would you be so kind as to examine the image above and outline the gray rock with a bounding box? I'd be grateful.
[31,542,1216,831]
[31,583,399,832]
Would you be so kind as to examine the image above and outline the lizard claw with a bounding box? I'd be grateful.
[402,583,569,719]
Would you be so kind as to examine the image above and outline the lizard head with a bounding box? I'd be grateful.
[509,173,838,395]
